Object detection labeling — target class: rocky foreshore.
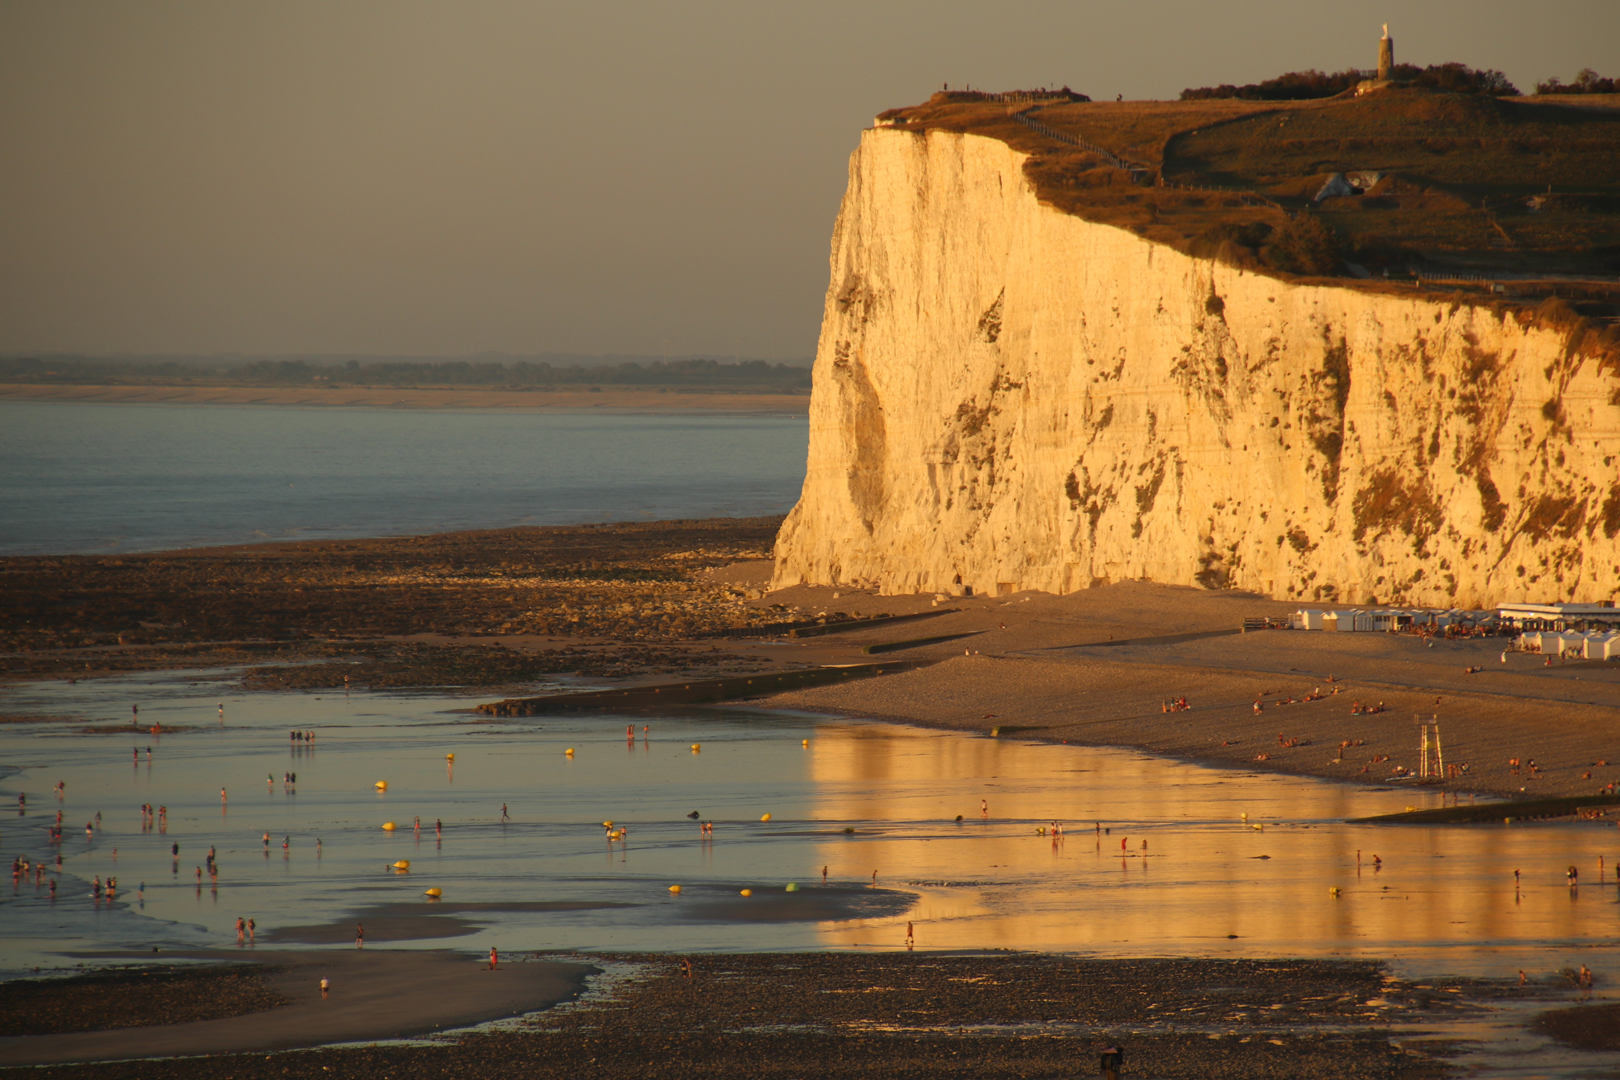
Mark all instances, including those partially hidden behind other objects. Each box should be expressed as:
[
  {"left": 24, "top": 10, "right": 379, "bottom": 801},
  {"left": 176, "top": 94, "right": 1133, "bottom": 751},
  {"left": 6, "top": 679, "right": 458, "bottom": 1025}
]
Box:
[
  {"left": 11, "top": 951, "right": 1566, "bottom": 1077},
  {"left": 0, "top": 517, "right": 809, "bottom": 689}
]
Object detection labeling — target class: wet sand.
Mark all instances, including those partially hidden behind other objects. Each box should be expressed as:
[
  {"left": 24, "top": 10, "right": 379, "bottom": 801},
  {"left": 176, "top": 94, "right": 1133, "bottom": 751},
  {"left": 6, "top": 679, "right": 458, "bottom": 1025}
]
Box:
[
  {"left": 0, "top": 964, "right": 285, "bottom": 1037},
  {"left": 672, "top": 884, "right": 915, "bottom": 924},
  {"left": 0, "top": 950, "right": 592, "bottom": 1066},
  {"left": 265, "top": 902, "right": 638, "bottom": 944},
  {"left": 259, "top": 889, "right": 913, "bottom": 944},
  {"left": 0, "top": 382, "right": 808, "bottom": 414}
]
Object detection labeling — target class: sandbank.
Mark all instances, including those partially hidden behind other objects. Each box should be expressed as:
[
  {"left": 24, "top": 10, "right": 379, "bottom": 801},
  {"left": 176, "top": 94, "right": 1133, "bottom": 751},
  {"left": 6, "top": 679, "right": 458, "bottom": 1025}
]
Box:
[{"left": 0, "top": 949, "right": 591, "bottom": 1066}]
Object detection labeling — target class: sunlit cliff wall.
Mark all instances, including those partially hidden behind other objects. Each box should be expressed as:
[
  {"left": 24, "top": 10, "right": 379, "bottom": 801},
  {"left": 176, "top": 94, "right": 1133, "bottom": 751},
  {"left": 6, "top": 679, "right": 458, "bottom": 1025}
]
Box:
[{"left": 772, "top": 127, "right": 1620, "bottom": 607}]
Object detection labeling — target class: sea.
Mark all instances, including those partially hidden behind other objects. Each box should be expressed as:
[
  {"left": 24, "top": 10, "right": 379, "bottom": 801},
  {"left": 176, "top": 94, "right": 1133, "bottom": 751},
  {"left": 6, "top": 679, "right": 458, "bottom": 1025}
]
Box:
[{"left": 0, "top": 399, "right": 809, "bottom": 555}]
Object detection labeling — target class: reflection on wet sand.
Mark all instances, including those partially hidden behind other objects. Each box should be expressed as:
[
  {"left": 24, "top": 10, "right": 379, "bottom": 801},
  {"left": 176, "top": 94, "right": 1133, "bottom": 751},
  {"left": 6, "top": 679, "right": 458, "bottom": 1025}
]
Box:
[
  {"left": 803, "top": 724, "right": 1617, "bottom": 973},
  {"left": 0, "top": 671, "right": 1613, "bottom": 982}
]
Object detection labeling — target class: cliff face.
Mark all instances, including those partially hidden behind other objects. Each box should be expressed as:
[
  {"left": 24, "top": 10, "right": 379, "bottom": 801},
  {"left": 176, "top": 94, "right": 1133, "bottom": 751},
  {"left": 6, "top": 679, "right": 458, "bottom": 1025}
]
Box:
[{"left": 773, "top": 127, "right": 1620, "bottom": 607}]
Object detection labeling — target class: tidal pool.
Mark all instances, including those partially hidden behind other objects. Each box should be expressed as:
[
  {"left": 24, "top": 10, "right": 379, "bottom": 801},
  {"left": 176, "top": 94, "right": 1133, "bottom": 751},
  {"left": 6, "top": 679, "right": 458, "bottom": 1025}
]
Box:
[{"left": 2, "top": 668, "right": 1616, "bottom": 982}]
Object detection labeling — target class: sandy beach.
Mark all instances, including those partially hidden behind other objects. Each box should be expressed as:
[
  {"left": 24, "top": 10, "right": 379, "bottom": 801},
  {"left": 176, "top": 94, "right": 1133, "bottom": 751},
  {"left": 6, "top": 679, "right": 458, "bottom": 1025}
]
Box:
[
  {"left": 0, "top": 382, "right": 809, "bottom": 413},
  {"left": 738, "top": 574, "right": 1620, "bottom": 802},
  {"left": 0, "top": 950, "right": 592, "bottom": 1066}
]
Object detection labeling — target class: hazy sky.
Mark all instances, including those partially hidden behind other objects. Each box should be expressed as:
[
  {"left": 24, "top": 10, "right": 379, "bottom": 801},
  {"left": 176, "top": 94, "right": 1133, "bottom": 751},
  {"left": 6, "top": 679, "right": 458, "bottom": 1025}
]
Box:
[{"left": 2, "top": 1, "right": 1614, "bottom": 360}]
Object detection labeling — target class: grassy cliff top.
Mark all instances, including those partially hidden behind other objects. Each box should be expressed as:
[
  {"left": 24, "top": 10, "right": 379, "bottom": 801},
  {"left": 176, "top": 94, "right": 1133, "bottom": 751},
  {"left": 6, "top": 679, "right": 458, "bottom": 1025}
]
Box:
[{"left": 877, "top": 88, "right": 1620, "bottom": 308}]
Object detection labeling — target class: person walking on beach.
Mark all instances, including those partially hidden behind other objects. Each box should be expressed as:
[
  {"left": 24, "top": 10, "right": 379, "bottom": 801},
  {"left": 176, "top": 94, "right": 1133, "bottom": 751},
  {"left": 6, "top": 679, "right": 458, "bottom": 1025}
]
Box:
[
  {"left": 236, "top": 917, "right": 245, "bottom": 942},
  {"left": 822, "top": 865, "right": 828, "bottom": 884},
  {"left": 906, "top": 921, "right": 914, "bottom": 946},
  {"left": 355, "top": 923, "right": 364, "bottom": 948},
  {"left": 247, "top": 918, "right": 255, "bottom": 943},
  {"left": 489, "top": 947, "right": 499, "bottom": 970},
  {"left": 981, "top": 799, "right": 988, "bottom": 819},
  {"left": 501, "top": 804, "right": 509, "bottom": 823},
  {"left": 436, "top": 819, "right": 442, "bottom": 838}
]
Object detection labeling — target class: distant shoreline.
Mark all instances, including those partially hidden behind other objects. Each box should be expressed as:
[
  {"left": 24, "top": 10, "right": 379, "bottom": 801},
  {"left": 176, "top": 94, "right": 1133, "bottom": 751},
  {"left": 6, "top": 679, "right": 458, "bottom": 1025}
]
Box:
[{"left": 0, "top": 382, "right": 810, "bottom": 414}]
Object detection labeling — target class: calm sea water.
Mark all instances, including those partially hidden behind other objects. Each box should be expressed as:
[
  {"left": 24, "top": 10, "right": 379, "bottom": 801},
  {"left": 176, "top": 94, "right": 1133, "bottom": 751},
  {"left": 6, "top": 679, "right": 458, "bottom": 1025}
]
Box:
[{"left": 0, "top": 400, "right": 808, "bottom": 555}]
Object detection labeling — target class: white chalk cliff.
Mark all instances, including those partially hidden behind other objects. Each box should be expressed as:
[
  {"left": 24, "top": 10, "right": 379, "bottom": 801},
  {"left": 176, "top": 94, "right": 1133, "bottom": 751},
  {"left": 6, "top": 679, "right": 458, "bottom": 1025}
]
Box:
[{"left": 773, "top": 126, "right": 1620, "bottom": 607}]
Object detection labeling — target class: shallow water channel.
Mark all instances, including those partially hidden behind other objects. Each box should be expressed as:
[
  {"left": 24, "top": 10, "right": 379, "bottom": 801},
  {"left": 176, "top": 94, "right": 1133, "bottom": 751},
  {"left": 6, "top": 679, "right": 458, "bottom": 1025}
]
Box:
[{"left": 2, "top": 668, "right": 1617, "bottom": 987}]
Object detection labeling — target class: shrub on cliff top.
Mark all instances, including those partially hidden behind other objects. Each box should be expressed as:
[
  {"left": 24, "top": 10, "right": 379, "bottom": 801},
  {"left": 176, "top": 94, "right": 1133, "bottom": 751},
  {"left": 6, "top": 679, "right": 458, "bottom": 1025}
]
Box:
[
  {"left": 1536, "top": 69, "right": 1619, "bottom": 95},
  {"left": 1181, "top": 68, "right": 1362, "bottom": 101},
  {"left": 1260, "top": 214, "right": 1342, "bottom": 276},
  {"left": 1181, "top": 62, "right": 1518, "bottom": 100}
]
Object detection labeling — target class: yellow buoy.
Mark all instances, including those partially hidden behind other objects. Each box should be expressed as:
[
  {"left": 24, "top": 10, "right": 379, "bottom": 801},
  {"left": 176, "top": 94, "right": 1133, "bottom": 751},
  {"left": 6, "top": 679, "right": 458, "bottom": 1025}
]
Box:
[
  {"left": 802, "top": 739, "right": 809, "bottom": 747},
  {"left": 565, "top": 748, "right": 575, "bottom": 756},
  {"left": 608, "top": 830, "right": 622, "bottom": 841},
  {"left": 739, "top": 888, "right": 753, "bottom": 897},
  {"left": 668, "top": 885, "right": 682, "bottom": 894},
  {"left": 393, "top": 860, "right": 410, "bottom": 870},
  {"left": 424, "top": 887, "right": 442, "bottom": 897},
  {"left": 1329, "top": 887, "right": 1341, "bottom": 897},
  {"left": 382, "top": 822, "right": 397, "bottom": 831},
  {"left": 785, "top": 882, "right": 799, "bottom": 892},
  {"left": 603, "top": 821, "right": 614, "bottom": 828},
  {"left": 375, "top": 781, "right": 388, "bottom": 790},
  {"left": 760, "top": 813, "right": 772, "bottom": 822},
  {"left": 691, "top": 743, "right": 701, "bottom": 752},
  {"left": 446, "top": 753, "right": 454, "bottom": 761}
]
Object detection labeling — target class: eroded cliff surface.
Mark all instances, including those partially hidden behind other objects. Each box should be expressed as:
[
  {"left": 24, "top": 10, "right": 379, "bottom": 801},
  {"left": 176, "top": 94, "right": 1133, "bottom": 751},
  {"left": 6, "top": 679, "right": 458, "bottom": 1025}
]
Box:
[{"left": 773, "top": 128, "right": 1620, "bottom": 607}]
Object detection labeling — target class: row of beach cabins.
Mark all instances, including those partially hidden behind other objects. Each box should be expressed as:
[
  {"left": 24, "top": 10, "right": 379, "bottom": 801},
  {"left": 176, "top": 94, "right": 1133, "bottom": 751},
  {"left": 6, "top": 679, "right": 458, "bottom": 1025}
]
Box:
[
  {"left": 1515, "top": 630, "right": 1620, "bottom": 660},
  {"left": 1289, "top": 608, "right": 1497, "bottom": 633},
  {"left": 1285, "top": 601, "right": 1620, "bottom": 658}
]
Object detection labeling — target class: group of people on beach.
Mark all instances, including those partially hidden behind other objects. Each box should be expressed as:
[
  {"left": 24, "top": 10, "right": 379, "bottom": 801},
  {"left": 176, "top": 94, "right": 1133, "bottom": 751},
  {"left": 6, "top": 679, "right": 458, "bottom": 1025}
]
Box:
[
  {"left": 1161, "top": 697, "right": 1190, "bottom": 713},
  {"left": 139, "top": 803, "right": 167, "bottom": 830},
  {"left": 11, "top": 856, "right": 56, "bottom": 896},
  {"left": 235, "top": 916, "right": 256, "bottom": 943}
]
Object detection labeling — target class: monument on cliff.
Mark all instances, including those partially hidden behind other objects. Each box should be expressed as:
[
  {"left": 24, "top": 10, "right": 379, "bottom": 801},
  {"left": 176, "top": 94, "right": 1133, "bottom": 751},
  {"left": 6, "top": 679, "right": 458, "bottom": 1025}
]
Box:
[{"left": 1378, "top": 24, "right": 1393, "bottom": 81}]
